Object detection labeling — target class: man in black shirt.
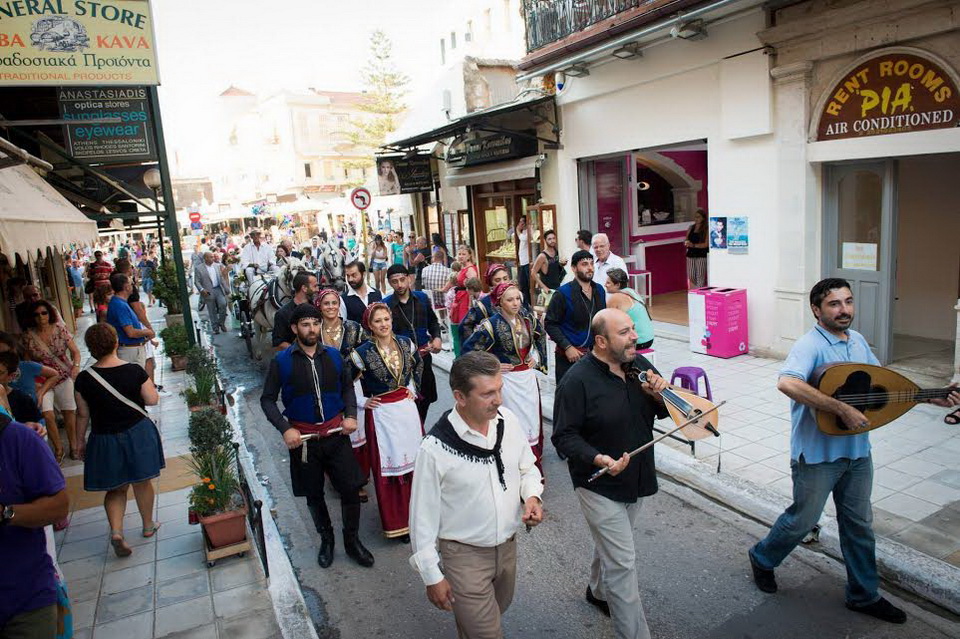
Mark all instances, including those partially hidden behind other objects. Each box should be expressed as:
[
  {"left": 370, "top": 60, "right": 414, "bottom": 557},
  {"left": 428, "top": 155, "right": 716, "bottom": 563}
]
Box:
[
  {"left": 552, "top": 308, "right": 668, "bottom": 639},
  {"left": 271, "top": 271, "right": 318, "bottom": 351}
]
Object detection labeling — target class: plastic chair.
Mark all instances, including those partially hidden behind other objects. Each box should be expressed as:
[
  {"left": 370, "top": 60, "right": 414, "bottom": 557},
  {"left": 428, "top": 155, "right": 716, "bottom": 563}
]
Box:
[
  {"left": 670, "top": 366, "right": 712, "bottom": 401},
  {"left": 638, "top": 347, "right": 656, "bottom": 368}
]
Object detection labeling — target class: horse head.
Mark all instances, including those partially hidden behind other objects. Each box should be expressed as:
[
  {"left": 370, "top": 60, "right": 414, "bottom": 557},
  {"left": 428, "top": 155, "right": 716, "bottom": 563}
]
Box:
[{"left": 319, "top": 242, "right": 346, "bottom": 292}]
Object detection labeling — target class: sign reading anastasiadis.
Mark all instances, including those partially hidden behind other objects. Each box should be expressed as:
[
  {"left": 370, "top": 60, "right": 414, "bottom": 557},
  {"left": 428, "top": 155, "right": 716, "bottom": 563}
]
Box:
[
  {"left": 816, "top": 49, "right": 960, "bottom": 141},
  {"left": 0, "top": 0, "right": 158, "bottom": 86},
  {"left": 58, "top": 85, "right": 154, "bottom": 162}
]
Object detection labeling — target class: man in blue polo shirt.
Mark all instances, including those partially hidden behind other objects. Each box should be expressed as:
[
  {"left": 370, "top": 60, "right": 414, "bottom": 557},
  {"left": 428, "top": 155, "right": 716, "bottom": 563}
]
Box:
[
  {"left": 106, "top": 273, "right": 154, "bottom": 370},
  {"left": 747, "top": 278, "right": 960, "bottom": 624}
]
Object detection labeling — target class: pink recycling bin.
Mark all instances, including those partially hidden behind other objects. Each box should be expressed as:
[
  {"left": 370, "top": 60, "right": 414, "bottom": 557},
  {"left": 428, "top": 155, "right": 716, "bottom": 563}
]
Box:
[{"left": 687, "top": 287, "right": 748, "bottom": 358}]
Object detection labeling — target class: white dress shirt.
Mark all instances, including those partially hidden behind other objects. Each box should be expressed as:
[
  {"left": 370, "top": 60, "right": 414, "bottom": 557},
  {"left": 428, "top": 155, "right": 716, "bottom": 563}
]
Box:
[
  {"left": 205, "top": 263, "right": 221, "bottom": 288},
  {"left": 338, "top": 285, "right": 379, "bottom": 320},
  {"left": 513, "top": 228, "right": 530, "bottom": 266},
  {"left": 592, "top": 251, "right": 627, "bottom": 285},
  {"left": 240, "top": 242, "right": 276, "bottom": 271},
  {"left": 409, "top": 406, "right": 544, "bottom": 586}
]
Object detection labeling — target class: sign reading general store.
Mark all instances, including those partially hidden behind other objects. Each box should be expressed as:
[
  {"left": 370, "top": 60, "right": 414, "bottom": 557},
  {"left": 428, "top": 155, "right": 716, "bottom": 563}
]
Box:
[
  {"left": 816, "top": 49, "right": 960, "bottom": 141},
  {"left": 0, "top": 0, "right": 159, "bottom": 86}
]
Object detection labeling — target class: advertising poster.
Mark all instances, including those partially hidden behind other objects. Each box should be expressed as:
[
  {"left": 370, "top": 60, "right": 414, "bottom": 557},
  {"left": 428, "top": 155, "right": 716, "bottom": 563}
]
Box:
[
  {"left": 709, "top": 216, "right": 727, "bottom": 250},
  {"left": 377, "top": 155, "right": 433, "bottom": 195},
  {"left": 0, "top": 1, "right": 160, "bottom": 86},
  {"left": 58, "top": 86, "right": 155, "bottom": 162},
  {"left": 727, "top": 216, "right": 748, "bottom": 254}
]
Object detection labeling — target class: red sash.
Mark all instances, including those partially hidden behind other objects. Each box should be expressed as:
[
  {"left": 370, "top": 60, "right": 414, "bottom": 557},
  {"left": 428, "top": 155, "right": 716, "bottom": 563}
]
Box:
[
  {"left": 290, "top": 414, "right": 344, "bottom": 436},
  {"left": 375, "top": 387, "right": 410, "bottom": 405},
  {"left": 510, "top": 364, "right": 530, "bottom": 372}
]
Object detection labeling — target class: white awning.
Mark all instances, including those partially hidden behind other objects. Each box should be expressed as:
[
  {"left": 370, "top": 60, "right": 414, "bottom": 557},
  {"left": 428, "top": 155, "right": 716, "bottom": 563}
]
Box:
[
  {"left": 444, "top": 156, "right": 538, "bottom": 188},
  {"left": 0, "top": 162, "right": 99, "bottom": 259}
]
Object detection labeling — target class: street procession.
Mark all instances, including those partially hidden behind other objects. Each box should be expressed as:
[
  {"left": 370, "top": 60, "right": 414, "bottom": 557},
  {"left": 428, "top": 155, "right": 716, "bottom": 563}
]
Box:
[{"left": 3, "top": 1, "right": 960, "bottom": 639}]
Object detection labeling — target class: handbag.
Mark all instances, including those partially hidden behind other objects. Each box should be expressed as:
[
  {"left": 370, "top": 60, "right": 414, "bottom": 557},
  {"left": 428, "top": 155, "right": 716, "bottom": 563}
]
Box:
[{"left": 84, "top": 367, "right": 151, "bottom": 421}]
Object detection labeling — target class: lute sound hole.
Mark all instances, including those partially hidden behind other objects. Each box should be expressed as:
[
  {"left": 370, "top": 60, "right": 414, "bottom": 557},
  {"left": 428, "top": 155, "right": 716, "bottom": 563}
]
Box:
[{"left": 831, "top": 370, "right": 888, "bottom": 431}]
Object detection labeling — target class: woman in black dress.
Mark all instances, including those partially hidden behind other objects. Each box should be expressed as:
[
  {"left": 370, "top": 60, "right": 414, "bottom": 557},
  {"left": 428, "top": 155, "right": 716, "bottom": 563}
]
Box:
[{"left": 685, "top": 208, "right": 709, "bottom": 288}]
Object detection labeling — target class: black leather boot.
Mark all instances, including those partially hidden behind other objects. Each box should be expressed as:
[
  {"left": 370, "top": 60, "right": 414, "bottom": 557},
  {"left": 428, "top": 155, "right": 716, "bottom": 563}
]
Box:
[
  {"left": 317, "top": 527, "right": 335, "bottom": 568},
  {"left": 342, "top": 503, "right": 374, "bottom": 567}
]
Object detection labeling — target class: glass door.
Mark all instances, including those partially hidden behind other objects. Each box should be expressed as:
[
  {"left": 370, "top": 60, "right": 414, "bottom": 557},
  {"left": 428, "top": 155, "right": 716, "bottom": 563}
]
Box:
[{"left": 823, "top": 161, "right": 898, "bottom": 363}]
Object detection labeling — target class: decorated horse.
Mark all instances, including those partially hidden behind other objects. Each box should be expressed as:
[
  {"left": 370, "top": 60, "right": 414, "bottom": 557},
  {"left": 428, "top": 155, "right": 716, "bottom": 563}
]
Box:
[
  {"left": 316, "top": 238, "right": 353, "bottom": 292},
  {"left": 245, "top": 256, "right": 309, "bottom": 359}
]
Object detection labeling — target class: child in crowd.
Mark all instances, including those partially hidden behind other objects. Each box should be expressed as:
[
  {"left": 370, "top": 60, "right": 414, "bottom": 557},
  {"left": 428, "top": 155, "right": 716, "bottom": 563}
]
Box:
[
  {"left": 93, "top": 286, "right": 112, "bottom": 323},
  {"left": 443, "top": 273, "right": 459, "bottom": 318}
]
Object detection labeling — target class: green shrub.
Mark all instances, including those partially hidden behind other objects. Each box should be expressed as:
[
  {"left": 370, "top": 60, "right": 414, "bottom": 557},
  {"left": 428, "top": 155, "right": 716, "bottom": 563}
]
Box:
[
  {"left": 186, "top": 346, "right": 218, "bottom": 377},
  {"left": 159, "top": 323, "right": 190, "bottom": 357},
  {"left": 153, "top": 259, "right": 183, "bottom": 314},
  {"left": 188, "top": 445, "right": 241, "bottom": 516},
  {"left": 188, "top": 407, "right": 232, "bottom": 454},
  {"left": 182, "top": 368, "right": 216, "bottom": 408}
]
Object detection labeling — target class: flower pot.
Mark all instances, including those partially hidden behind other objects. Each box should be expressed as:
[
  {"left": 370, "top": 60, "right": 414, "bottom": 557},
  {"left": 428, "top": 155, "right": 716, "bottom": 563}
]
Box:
[
  {"left": 170, "top": 354, "right": 189, "bottom": 371},
  {"left": 189, "top": 402, "right": 218, "bottom": 413},
  {"left": 199, "top": 506, "right": 248, "bottom": 549},
  {"left": 165, "top": 313, "right": 185, "bottom": 327}
]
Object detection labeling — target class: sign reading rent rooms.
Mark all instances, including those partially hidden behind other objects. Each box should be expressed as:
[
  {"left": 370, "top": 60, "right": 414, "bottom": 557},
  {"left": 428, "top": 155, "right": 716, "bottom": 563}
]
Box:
[
  {"left": 816, "top": 50, "right": 960, "bottom": 141},
  {"left": 0, "top": 0, "right": 158, "bottom": 86}
]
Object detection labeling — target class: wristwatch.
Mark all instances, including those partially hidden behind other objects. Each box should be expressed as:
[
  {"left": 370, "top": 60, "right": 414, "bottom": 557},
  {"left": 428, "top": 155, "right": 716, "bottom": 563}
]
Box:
[{"left": 0, "top": 504, "right": 14, "bottom": 526}]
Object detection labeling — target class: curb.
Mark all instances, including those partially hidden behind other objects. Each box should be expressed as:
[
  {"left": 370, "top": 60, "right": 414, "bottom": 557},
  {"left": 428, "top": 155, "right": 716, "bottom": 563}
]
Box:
[{"left": 431, "top": 347, "right": 960, "bottom": 615}]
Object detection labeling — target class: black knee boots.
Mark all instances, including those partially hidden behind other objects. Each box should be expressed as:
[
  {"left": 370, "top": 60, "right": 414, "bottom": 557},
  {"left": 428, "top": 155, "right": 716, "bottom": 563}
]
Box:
[
  {"left": 342, "top": 504, "right": 374, "bottom": 567},
  {"left": 308, "top": 501, "right": 335, "bottom": 569}
]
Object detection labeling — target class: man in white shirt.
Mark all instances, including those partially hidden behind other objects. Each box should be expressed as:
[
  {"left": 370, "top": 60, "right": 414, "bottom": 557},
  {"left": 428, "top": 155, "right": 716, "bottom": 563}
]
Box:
[
  {"left": 240, "top": 228, "right": 276, "bottom": 283},
  {"left": 194, "top": 252, "right": 228, "bottom": 333},
  {"left": 591, "top": 233, "right": 627, "bottom": 286},
  {"left": 410, "top": 351, "right": 544, "bottom": 639},
  {"left": 511, "top": 217, "right": 530, "bottom": 304}
]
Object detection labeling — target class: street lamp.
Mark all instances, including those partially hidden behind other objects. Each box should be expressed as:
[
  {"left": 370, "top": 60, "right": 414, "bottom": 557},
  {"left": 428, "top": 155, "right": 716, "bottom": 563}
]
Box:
[{"left": 142, "top": 167, "right": 165, "bottom": 262}]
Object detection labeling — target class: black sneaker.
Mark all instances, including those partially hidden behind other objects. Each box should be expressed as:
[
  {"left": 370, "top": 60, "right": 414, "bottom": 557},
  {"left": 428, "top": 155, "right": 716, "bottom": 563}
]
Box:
[
  {"left": 585, "top": 586, "right": 610, "bottom": 617},
  {"left": 846, "top": 597, "right": 906, "bottom": 624},
  {"left": 749, "top": 550, "right": 777, "bottom": 593}
]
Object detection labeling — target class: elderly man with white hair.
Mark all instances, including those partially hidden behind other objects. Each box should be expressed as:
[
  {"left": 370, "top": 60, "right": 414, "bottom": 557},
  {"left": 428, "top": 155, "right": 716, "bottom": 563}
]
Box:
[
  {"left": 591, "top": 233, "right": 627, "bottom": 287},
  {"left": 240, "top": 228, "right": 276, "bottom": 284}
]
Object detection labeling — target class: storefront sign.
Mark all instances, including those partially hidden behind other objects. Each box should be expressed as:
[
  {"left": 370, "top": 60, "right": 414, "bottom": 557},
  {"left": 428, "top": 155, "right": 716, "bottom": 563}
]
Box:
[
  {"left": 376, "top": 155, "right": 433, "bottom": 195},
  {"left": 841, "top": 242, "right": 877, "bottom": 271},
  {"left": 727, "top": 217, "right": 748, "bottom": 254},
  {"left": 57, "top": 86, "right": 154, "bottom": 162},
  {"left": 446, "top": 132, "right": 538, "bottom": 168},
  {"left": 0, "top": 0, "right": 159, "bottom": 86},
  {"left": 816, "top": 50, "right": 960, "bottom": 141}
]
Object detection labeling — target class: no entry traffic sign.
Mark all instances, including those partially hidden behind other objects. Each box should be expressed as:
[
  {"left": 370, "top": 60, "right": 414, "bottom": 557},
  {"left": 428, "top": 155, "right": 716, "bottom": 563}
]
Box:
[
  {"left": 350, "top": 187, "right": 371, "bottom": 210},
  {"left": 189, "top": 211, "right": 202, "bottom": 223}
]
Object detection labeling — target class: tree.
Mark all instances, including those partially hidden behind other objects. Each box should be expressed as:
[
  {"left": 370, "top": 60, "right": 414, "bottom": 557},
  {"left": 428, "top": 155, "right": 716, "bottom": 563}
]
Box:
[{"left": 343, "top": 30, "right": 410, "bottom": 186}]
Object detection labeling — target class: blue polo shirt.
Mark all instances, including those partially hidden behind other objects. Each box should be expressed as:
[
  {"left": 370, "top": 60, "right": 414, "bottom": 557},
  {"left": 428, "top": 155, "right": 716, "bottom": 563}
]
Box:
[
  {"left": 106, "top": 296, "right": 144, "bottom": 346},
  {"left": 780, "top": 324, "right": 879, "bottom": 464}
]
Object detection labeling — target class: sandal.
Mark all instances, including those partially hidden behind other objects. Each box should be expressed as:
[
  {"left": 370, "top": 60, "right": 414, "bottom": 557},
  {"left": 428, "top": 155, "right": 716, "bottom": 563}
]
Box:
[
  {"left": 945, "top": 407, "right": 960, "bottom": 426},
  {"left": 54, "top": 448, "right": 65, "bottom": 464},
  {"left": 142, "top": 522, "right": 161, "bottom": 538},
  {"left": 110, "top": 533, "right": 132, "bottom": 558}
]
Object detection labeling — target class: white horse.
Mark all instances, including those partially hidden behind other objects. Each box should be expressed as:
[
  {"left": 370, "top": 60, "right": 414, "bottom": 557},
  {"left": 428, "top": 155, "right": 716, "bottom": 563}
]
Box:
[
  {"left": 317, "top": 239, "right": 352, "bottom": 292},
  {"left": 247, "top": 257, "right": 307, "bottom": 359}
]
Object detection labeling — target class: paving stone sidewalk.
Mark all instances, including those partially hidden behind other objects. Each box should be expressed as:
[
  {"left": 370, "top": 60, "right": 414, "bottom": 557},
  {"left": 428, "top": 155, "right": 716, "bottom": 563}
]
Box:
[
  {"left": 53, "top": 309, "right": 281, "bottom": 639},
  {"left": 435, "top": 322, "right": 960, "bottom": 567}
]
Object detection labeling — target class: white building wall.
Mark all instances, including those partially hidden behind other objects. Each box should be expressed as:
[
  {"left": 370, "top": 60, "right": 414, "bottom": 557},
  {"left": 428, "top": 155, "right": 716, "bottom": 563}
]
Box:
[{"left": 541, "top": 9, "right": 789, "bottom": 353}]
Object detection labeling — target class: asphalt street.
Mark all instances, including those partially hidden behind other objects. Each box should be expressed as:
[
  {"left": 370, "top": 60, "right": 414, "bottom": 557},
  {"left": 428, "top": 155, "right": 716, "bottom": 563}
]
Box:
[{"left": 207, "top": 320, "right": 960, "bottom": 639}]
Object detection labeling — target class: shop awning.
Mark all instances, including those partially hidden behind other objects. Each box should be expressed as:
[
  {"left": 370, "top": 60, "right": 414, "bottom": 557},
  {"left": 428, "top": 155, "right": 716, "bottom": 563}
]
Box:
[
  {"left": 0, "top": 161, "right": 99, "bottom": 259},
  {"left": 444, "top": 156, "right": 539, "bottom": 188},
  {"left": 384, "top": 95, "right": 558, "bottom": 151}
]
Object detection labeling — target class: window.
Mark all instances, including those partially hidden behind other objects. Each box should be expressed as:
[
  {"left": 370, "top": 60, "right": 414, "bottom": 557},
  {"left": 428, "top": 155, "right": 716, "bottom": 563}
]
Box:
[
  {"left": 450, "top": 31, "right": 457, "bottom": 50},
  {"left": 440, "top": 38, "right": 446, "bottom": 65},
  {"left": 304, "top": 162, "right": 312, "bottom": 178},
  {"left": 465, "top": 20, "right": 473, "bottom": 42}
]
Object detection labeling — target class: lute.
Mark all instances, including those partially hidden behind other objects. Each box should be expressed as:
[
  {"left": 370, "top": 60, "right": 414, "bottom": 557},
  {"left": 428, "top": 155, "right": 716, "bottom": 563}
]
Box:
[{"left": 812, "top": 363, "right": 955, "bottom": 436}]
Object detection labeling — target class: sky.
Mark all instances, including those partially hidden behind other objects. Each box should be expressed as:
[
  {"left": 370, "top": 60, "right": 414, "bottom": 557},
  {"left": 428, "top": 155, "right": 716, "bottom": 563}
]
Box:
[{"left": 152, "top": 0, "right": 444, "bottom": 177}]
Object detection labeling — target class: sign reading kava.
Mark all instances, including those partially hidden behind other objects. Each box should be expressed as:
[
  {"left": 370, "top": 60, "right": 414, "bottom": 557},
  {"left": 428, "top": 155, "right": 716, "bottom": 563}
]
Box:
[{"left": 816, "top": 49, "right": 960, "bottom": 141}]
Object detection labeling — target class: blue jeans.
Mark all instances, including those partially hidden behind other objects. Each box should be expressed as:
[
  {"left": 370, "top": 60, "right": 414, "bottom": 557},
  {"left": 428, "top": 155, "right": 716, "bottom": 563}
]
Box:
[{"left": 750, "top": 455, "right": 879, "bottom": 606}]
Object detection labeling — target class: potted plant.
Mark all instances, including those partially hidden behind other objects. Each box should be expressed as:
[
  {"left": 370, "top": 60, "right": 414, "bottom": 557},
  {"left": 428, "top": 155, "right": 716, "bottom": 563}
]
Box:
[
  {"left": 187, "top": 406, "right": 232, "bottom": 452},
  {"left": 160, "top": 324, "right": 190, "bottom": 371},
  {"left": 153, "top": 259, "right": 184, "bottom": 324},
  {"left": 71, "top": 294, "right": 84, "bottom": 319},
  {"left": 188, "top": 445, "right": 247, "bottom": 548},
  {"left": 186, "top": 346, "right": 218, "bottom": 377},
  {"left": 183, "top": 368, "right": 217, "bottom": 411}
]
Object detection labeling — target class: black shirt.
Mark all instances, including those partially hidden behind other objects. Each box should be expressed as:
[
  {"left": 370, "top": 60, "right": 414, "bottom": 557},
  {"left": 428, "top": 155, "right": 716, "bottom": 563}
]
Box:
[
  {"left": 7, "top": 388, "right": 41, "bottom": 423},
  {"left": 552, "top": 353, "right": 668, "bottom": 503},
  {"left": 272, "top": 300, "right": 297, "bottom": 348},
  {"left": 537, "top": 250, "right": 566, "bottom": 290},
  {"left": 75, "top": 364, "right": 149, "bottom": 434},
  {"left": 260, "top": 343, "right": 358, "bottom": 434},
  {"left": 387, "top": 292, "right": 441, "bottom": 345},
  {"left": 686, "top": 225, "right": 708, "bottom": 258}
]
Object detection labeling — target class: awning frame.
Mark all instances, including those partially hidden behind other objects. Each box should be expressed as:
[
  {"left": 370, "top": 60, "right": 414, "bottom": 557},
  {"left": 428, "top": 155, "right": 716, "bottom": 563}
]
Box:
[{"left": 382, "top": 94, "right": 560, "bottom": 152}]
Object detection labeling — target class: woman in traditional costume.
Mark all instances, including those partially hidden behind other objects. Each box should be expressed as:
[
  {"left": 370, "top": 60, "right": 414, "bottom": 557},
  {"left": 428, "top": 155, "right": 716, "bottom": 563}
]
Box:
[
  {"left": 315, "top": 288, "right": 370, "bottom": 500},
  {"left": 350, "top": 302, "right": 423, "bottom": 540},
  {"left": 462, "top": 281, "right": 548, "bottom": 472}
]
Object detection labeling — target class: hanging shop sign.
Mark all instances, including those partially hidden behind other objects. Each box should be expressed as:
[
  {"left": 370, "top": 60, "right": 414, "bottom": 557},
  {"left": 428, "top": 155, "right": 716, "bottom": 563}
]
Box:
[
  {"left": 0, "top": 0, "right": 159, "bottom": 87},
  {"left": 376, "top": 155, "right": 434, "bottom": 195},
  {"left": 816, "top": 49, "right": 960, "bottom": 141},
  {"left": 445, "top": 132, "right": 538, "bottom": 168},
  {"left": 57, "top": 86, "right": 154, "bottom": 162}
]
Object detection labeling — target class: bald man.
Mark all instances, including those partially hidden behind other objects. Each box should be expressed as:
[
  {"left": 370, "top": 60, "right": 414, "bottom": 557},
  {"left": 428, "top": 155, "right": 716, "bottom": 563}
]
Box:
[
  {"left": 194, "top": 252, "right": 228, "bottom": 333},
  {"left": 552, "top": 308, "right": 668, "bottom": 639}
]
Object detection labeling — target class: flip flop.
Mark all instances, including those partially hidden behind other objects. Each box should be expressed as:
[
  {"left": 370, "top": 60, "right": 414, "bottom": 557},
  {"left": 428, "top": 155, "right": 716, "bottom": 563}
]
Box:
[
  {"left": 110, "top": 533, "right": 132, "bottom": 557},
  {"left": 142, "top": 522, "right": 161, "bottom": 538},
  {"left": 945, "top": 408, "right": 960, "bottom": 425}
]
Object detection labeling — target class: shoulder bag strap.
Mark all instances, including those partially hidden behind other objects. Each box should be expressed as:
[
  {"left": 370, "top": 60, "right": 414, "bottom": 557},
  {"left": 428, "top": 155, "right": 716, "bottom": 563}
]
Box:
[
  {"left": 28, "top": 329, "right": 74, "bottom": 374},
  {"left": 84, "top": 368, "right": 150, "bottom": 419}
]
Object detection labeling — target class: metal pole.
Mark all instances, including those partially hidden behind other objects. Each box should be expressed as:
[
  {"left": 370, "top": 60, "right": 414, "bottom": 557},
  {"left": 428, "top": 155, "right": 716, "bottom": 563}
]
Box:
[
  {"left": 153, "top": 188, "right": 165, "bottom": 262},
  {"left": 147, "top": 86, "right": 195, "bottom": 344}
]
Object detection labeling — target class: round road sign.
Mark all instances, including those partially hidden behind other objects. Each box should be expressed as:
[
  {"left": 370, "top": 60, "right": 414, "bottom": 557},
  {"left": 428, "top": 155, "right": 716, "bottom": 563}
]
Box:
[
  {"left": 189, "top": 212, "right": 202, "bottom": 223},
  {"left": 350, "top": 187, "right": 372, "bottom": 210}
]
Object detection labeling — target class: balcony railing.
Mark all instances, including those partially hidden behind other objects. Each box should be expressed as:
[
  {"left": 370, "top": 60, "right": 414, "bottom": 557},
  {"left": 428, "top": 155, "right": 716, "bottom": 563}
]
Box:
[{"left": 523, "top": 0, "right": 655, "bottom": 53}]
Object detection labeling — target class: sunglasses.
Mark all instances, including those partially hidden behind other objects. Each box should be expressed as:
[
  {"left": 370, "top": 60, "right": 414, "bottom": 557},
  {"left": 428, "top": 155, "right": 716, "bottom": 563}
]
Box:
[{"left": 34, "top": 310, "right": 49, "bottom": 317}]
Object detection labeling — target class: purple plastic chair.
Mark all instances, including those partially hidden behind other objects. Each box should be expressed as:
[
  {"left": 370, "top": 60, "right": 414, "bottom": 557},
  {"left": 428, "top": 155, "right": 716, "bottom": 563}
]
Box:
[{"left": 670, "top": 366, "right": 713, "bottom": 401}]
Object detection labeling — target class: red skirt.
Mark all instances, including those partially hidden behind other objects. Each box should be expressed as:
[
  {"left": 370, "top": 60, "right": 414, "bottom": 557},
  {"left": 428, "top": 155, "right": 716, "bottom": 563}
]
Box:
[
  {"left": 364, "top": 388, "right": 422, "bottom": 538},
  {"left": 353, "top": 445, "right": 370, "bottom": 481}
]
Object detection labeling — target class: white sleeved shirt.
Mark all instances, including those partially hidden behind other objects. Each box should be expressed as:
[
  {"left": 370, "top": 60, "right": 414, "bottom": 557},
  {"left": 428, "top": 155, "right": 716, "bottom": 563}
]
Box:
[
  {"left": 409, "top": 406, "right": 543, "bottom": 586},
  {"left": 240, "top": 242, "right": 276, "bottom": 271},
  {"left": 592, "top": 252, "right": 627, "bottom": 285}
]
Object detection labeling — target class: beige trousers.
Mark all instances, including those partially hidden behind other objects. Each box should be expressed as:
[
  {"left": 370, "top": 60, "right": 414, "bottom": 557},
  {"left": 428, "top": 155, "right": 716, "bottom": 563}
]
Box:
[{"left": 438, "top": 537, "right": 517, "bottom": 639}]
